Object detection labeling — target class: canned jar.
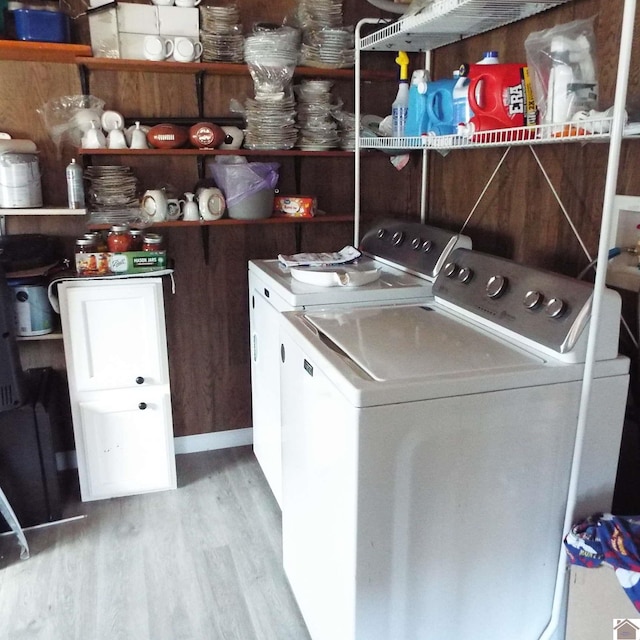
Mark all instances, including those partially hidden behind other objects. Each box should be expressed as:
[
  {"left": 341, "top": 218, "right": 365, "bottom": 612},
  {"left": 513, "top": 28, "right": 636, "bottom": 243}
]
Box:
[
  {"left": 107, "top": 224, "right": 132, "bottom": 252},
  {"left": 84, "top": 231, "right": 108, "bottom": 252},
  {"left": 129, "top": 229, "right": 144, "bottom": 251},
  {"left": 142, "top": 233, "right": 164, "bottom": 252},
  {"left": 75, "top": 237, "right": 95, "bottom": 254}
]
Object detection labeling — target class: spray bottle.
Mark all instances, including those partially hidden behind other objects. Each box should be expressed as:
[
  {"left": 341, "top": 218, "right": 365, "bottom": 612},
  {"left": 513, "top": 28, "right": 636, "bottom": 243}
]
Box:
[{"left": 392, "top": 51, "right": 410, "bottom": 138}]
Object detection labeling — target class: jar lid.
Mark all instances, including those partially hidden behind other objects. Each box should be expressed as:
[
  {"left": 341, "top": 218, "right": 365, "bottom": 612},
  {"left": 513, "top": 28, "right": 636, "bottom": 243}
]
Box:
[
  {"left": 109, "top": 224, "right": 129, "bottom": 233},
  {"left": 76, "top": 238, "right": 95, "bottom": 246},
  {"left": 143, "top": 233, "right": 163, "bottom": 244},
  {"left": 129, "top": 229, "right": 144, "bottom": 236}
]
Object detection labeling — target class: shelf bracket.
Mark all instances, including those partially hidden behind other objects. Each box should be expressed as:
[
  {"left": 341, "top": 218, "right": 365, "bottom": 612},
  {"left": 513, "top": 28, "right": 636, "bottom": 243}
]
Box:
[
  {"left": 195, "top": 70, "right": 205, "bottom": 118},
  {"left": 200, "top": 225, "right": 210, "bottom": 265},
  {"left": 294, "top": 156, "right": 302, "bottom": 194},
  {"left": 78, "top": 64, "right": 90, "bottom": 96},
  {"left": 197, "top": 155, "right": 206, "bottom": 180}
]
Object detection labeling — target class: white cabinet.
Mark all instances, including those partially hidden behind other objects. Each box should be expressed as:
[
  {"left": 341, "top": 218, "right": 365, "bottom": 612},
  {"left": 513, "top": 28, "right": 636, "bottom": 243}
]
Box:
[{"left": 59, "top": 277, "right": 176, "bottom": 502}]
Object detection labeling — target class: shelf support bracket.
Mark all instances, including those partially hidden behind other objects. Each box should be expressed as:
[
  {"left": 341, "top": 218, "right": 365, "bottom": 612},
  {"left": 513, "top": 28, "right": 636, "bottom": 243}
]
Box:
[
  {"left": 195, "top": 71, "right": 205, "bottom": 118},
  {"left": 78, "top": 64, "right": 90, "bottom": 96},
  {"left": 200, "top": 225, "right": 210, "bottom": 265}
]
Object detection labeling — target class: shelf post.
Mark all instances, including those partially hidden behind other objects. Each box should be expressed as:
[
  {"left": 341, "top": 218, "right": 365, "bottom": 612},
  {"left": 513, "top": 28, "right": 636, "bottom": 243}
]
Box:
[
  {"left": 78, "top": 64, "right": 90, "bottom": 96},
  {"left": 200, "top": 225, "right": 210, "bottom": 265},
  {"left": 195, "top": 70, "right": 205, "bottom": 118}
]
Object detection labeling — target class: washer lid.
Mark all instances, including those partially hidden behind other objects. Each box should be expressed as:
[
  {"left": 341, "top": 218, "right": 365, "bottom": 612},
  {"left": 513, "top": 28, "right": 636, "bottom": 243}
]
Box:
[
  {"left": 305, "top": 305, "right": 544, "bottom": 382},
  {"left": 290, "top": 264, "right": 381, "bottom": 287}
]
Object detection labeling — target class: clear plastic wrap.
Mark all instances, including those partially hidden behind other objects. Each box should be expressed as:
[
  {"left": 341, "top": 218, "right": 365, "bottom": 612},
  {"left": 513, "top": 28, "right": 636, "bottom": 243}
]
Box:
[
  {"left": 525, "top": 18, "right": 599, "bottom": 127},
  {"left": 36, "top": 95, "right": 106, "bottom": 156}
]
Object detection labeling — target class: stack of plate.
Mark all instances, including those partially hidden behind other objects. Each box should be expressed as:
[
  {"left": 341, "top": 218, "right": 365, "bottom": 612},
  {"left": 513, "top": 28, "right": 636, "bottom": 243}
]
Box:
[
  {"left": 300, "top": 26, "right": 355, "bottom": 69},
  {"left": 297, "top": 0, "right": 344, "bottom": 30},
  {"left": 200, "top": 2, "right": 244, "bottom": 63},
  {"left": 243, "top": 93, "right": 298, "bottom": 150},
  {"left": 244, "top": 29, "right": 300, "bottom": 93},
  {"left": 85, "top": 165, "right": 140, "bottom": 223},
  {"left": 295, "top": 80, "right": 339, "bottom": 150}
]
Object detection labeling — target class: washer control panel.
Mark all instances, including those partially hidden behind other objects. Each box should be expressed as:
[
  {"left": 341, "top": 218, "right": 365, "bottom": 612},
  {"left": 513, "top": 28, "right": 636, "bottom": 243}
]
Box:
[
  {"left": 433, "top": 248, "right": 614, "bottom": 355},
  {"left": 360, "top": 219, "right": 472, "bottom": 280}
]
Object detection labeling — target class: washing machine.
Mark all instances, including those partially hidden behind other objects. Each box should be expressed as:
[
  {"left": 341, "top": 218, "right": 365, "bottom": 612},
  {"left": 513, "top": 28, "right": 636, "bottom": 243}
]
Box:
[
  {"left": 248, "top": 219, "right": 471, "bottom": 506},
  {"left": 279, "top": 248, "right": 630, "bottom": 640}
]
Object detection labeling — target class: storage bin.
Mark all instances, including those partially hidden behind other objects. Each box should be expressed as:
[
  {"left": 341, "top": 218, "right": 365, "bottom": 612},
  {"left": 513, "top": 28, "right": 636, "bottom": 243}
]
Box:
[{"left": 13, "top": 8, "right": 70, "bottom": 43}]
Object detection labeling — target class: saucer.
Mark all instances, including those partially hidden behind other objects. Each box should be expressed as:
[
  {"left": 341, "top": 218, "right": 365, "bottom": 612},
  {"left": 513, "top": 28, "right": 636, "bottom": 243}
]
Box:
[{"left": 101, "top": 110, "right": 125, "bottom": 132}]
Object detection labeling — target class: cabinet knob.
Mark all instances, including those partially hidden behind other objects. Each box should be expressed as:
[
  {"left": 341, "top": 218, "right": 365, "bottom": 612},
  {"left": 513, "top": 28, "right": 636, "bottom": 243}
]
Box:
[
  {"left": 136, "top": 376, "right": 145, "bottom": 385},
  {"left": 138, "top": 402, "right": 147, "bottom": 410}
]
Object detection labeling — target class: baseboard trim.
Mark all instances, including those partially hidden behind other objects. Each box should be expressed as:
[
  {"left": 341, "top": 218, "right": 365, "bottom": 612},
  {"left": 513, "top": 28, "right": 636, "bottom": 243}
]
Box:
[{"left": 55, "top": 428, "right": 254, "bottom": 471}]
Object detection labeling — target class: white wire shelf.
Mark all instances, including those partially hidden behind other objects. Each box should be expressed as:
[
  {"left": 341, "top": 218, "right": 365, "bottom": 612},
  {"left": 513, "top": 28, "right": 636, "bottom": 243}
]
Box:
[
  {"left": 356, "top": 117, "right": 638, "bottom": 151},
  {"left": 359, "top": 0, "right": 572, "bottom": 51}
]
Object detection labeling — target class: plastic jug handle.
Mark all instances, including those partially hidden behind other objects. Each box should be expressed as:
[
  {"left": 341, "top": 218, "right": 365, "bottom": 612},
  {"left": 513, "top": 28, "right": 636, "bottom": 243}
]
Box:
[
  {"left": 426, "top": 88, "right": 453, "bottom": 125},
  {"left": 468, "top": 75, "right": 485, "bottom": 114}
]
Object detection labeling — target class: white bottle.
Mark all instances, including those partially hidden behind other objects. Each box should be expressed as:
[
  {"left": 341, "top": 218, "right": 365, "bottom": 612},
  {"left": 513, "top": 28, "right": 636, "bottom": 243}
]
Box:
[
  {"left": 392, "top": 79, "right": 410, "bottom": 138},
  {"left": 66, "top": 158, "right": 84, "bottom": 209}
]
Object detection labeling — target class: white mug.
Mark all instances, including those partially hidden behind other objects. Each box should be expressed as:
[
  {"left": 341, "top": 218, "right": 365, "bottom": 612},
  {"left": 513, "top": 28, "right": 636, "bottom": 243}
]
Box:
[
  {"left": 141, "top": 189, "right": 168, "bottom": 222},
  {"left": 144, "top": 35, "right": 175, "bottom": 61},
  {"left": 173, "top": 37, "right": 203, "bottom": 63},
  {"left": 175, "top": 0, "right": 201, "bottom": 5},
  {"left": 166, "top": 198, "right": 181, "bottom": 220},
  {"left": 197, "top": 187, "right": 225, "bottom": 221}
]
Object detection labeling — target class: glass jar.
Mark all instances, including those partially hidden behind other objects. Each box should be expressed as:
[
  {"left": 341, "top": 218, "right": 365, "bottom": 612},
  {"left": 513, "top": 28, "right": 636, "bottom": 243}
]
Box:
[
  {"left": 84, "top": 231, "right": 108, "bottom": 252},
  {"left": 75, "top": 238, "right": 97, "bottom": 275},
  {"left": 75, "top": 237, "right": 95, "bottom": 255},
  {"left": 129, "top": 229, "right": 144, "bottom": 251},
  {"left": 142, "top": 233, "right": 164, "bottom": 252},
  {"left": 107, "top": 224, "right": 132, "bottom": 252}
]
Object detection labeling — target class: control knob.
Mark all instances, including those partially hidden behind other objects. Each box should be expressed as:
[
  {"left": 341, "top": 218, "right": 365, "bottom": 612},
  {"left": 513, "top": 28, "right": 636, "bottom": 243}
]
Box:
[
  {"left": 392, "top": 231, "right": 405, "bottom": 246},
  {"left": 411, "top": 237, "right": 422, "bottom": 250},
  {"left": 458, "top": 266, "right": 473, "bottom": 283},
  {"left": 486, "top": 275, "right": 508, "bottom": 298},
  {"left": 545, "top": 297, "right": 567, "bottom": 318},
  {"left": 443, "top": 261, "right": 458, "bottom": 278},
  {"left": 523, "top": 290, "right": 544, "bottom": 310},
  {"left": 377, "top": 228, "right": 386, "bottom": 239},
  {"left": 421, "top": 240, "right": 433, "bottom": 253}
]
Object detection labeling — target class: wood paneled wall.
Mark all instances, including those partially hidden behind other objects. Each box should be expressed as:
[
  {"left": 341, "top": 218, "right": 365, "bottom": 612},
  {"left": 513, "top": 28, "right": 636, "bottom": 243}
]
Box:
[{"left": 2, "top": 0, "right": 636, "bottom": 441}]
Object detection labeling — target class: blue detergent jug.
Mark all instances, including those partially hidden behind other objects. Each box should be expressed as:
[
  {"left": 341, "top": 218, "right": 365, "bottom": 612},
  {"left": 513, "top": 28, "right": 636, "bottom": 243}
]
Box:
[{"left": 425, "top": 76, "right": 458, "bottom": 135}]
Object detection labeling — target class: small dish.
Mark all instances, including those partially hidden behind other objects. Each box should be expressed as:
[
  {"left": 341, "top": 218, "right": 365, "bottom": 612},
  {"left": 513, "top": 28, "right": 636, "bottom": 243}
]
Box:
[{"left": 101, "top": 110, "right": 125, "bottom": 132}]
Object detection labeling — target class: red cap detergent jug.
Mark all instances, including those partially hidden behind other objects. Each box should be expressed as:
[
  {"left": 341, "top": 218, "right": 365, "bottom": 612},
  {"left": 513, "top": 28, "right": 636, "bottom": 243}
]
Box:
[{"left": 459, "top": 62, "right": 538, "bottom": 136}]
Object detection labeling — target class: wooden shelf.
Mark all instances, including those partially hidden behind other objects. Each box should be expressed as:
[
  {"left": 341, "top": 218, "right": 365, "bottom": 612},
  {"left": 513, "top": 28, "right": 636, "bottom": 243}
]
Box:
[
  {"left": 17, "top": 331, "right": 63, "bottom": 342},
  {"left": 79, "top": 148, "right": 355, "bottom": 157},
  {"left": 75, "top": 56, "right": 394, "bottom": 82},
  {"left": 87, "top": 213, "right": 354, "bottom": 230},
  {"left": 0, "top": 207, "right": 87, "bottom": 216},
  {"left": 0, "top": 40, "right": 92, "bottom": 63}
]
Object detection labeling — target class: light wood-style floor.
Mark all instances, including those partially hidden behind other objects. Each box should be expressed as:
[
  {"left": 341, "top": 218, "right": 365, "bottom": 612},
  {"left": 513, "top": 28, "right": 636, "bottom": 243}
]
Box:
[{"left": 0, "top": 446, "right": 311, "bottom": 640}]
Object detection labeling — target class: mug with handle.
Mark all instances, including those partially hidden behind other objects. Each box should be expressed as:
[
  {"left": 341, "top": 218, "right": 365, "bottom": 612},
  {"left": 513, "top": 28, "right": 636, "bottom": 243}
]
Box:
[
  {"left": 144, "top": 35, "right": 174, "bottom": 61},
  {"left": 173, "top": 37, "right": 203, "bottom": 63}
]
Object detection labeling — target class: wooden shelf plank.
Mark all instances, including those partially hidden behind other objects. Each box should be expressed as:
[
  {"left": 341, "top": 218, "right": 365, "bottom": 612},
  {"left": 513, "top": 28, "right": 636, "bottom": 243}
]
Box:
[
  {"left": 79, "top": 148, "right": 355, "bottom": 157},
  {"left": 87, "top": 213, "right": 354, "bottom": 230},
  {"left": 0, "top": 40, "right": 92, "bottom": 63},
  {"left": 0, "top": 207, "right": 87, "bottom": 215},
  {"left": 74, "top": 56, "right": 394, "bottom": 82}
]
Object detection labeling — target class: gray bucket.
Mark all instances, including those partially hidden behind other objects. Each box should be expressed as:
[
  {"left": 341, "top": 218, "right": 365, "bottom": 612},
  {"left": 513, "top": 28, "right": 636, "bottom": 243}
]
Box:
[{"left": 227, "top": 188, "right": 274, "bottom": 220}]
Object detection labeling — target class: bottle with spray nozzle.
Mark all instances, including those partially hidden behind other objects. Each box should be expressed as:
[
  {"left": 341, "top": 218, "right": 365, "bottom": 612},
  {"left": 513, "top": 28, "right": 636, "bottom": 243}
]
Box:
[{"left": 392, "top": 51, "right": 410, "bottom": 138}]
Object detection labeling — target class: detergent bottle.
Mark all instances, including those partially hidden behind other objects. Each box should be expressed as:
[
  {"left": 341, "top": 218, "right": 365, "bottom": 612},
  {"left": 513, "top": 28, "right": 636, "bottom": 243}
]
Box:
[
  {"left": 391, "top": 51, "right": 410, "bottom": 137},
  {"left": 405, "top": 68, "right": 430, "bottom": 137},
  {"left": 425, "top": 74, "right": 458, "bottom": 136},
  {"left": 451, "top": 70, "right": 472, "bottom": 134},
  {"left": 459, "top": 60, "right": 537, "bottom": 134}
]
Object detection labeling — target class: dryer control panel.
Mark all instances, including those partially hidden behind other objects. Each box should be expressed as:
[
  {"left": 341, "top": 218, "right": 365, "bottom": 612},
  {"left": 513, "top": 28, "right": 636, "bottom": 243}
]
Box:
[{"left": 433, "top": 248, "right": 621, "bottom": 360}]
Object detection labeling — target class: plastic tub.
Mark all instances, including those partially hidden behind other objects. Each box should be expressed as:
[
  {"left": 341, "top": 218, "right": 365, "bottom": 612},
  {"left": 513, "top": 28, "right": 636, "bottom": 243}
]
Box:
[
  {"left": 228, "top": 188, "right": 274, "bottom": 220},
  {"left": 7, "top": 277, "right": 53, "bottom": 337},
  {"left": 13, "top": 9, "right": 70, "bottom": 43}
]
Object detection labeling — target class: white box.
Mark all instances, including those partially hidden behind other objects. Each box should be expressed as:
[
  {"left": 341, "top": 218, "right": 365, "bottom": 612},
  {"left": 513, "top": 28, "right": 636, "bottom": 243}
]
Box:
[
  {"left": 157, "top": 6, "right": 199, "bottom": 37},
  {"left": 118, "top": 32, "right": 147, "bottom": 60},
  {"left": 566, "top": 565, "right": 639, "bottom": 640},
  {"left": 117, "top": 3, "right": 158, "bottom": 35},
  {"left": 88, "top": 3, "right": 120, "bottom": 58}
]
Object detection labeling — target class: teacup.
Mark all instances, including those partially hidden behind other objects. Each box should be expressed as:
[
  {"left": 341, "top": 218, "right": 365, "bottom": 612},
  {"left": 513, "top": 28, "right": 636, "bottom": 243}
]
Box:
[
  {"left": 173, "top": 37, "right": 203, "bottom": 63},
  {"left": 141, "top": 189, "right": 168, "bottom": 222},
  {"left": 151, "top": 0, "right": 174, "bottom": 5},
  {"left": 144, "top": 35, "right": 174, "bottom": 61},
  {"left": 175, "top": 0, "right": 200, "bottom": 6},
  {"left": 166, "top": 198, "right": 182, "bottom": 220}
]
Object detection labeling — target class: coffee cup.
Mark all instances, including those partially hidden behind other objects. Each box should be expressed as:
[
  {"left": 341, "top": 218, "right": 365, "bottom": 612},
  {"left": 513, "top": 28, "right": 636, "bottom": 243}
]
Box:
[
  {"left": 175, "top": 0, "right": 200, "bottom": 6},
  {"left": 173, "top": 37, "right": 203, "bottom": 63},
  {"left": 144, "top": 35, "right": 174, "bottom": 61},
  {"left": 141, "top": 189, "right": 168, "bottom": 222},
  {"left": 197, "top": 187, "right": 225, "bottom": 221},
  {"left": 166, "top": 198, "right": 181, "bottom": 220}
]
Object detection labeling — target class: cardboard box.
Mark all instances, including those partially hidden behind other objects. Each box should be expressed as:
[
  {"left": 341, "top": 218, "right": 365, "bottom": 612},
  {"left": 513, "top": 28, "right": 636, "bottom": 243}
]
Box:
[
  {"left": 566, "top": 565, "right": 639, "bottom": 640},
  {"left": 75, "top": 251, "right": 167, "bottom": 276},
  {"left": 88, "top": 2, "right": 198, "bottom": 58}
]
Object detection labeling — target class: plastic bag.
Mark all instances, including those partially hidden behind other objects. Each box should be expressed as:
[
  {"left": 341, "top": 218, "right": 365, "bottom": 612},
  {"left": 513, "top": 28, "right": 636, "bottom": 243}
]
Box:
[
  {"left": 525, "top": 18, "right": 598, "bottom": 127},
  {"left": 36, "top": 95, "right": 105, "bottom": 156},
  {"left": 209, "top": 161, "right": 280, "bottom": 207}
]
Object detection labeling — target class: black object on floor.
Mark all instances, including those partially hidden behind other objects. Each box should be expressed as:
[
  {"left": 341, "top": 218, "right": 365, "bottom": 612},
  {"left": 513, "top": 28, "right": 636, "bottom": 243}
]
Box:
[{"left": 0, "top": 367, "right": 63, "bottom": 531}]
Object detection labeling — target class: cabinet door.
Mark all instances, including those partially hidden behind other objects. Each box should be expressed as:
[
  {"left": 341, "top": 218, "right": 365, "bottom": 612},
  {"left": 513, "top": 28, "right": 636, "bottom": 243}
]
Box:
[
  {"left": 78, "top": 388, "right": 176, "bottom": 500},
  {"left": 61, "top": 279, "right": 169, "bottom": 392}
]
